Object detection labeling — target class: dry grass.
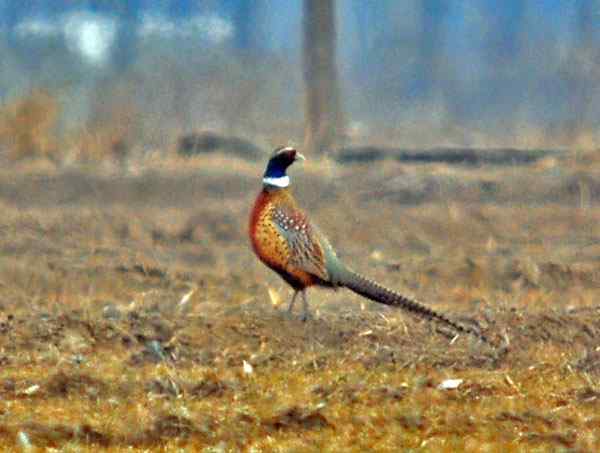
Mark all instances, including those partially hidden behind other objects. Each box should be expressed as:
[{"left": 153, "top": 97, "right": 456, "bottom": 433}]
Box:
[
  {"left": 0, "top": 91, "right": 140, "bottom": 165},
  {"left": 0, "top": 150, "right": 599, "bottom": 451},
  {"left": 0, "top": 90, "right": 60, "bottom": 161}
]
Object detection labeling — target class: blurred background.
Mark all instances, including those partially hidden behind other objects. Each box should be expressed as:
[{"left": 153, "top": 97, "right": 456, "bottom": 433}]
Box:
[
  {"left": 1, "top": 9, "right": 600, "bottom": 448},
  {"left": 1, "top": 0, "right": 600, "bottom": 162}
]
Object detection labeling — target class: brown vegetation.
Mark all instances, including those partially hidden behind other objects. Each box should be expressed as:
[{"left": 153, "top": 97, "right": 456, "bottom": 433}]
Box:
[
  {"left": 0, "top": 143, "right": 598, "bottom": 450},
  {"left": 0, "top": 90, "right": 60, "bottom": 161}
]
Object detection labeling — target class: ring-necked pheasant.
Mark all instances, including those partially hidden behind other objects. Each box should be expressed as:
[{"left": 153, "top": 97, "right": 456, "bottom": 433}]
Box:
[{"left": 250, "top": 146, "right": 489, "bottom": 344}]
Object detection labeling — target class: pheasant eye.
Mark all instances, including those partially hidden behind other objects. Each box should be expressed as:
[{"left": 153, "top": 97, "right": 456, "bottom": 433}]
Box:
[{"left": 282, "top": 150, "right": 295, "bottom": 162}]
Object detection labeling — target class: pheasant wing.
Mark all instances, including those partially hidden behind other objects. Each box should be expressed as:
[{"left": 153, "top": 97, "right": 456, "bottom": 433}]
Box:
[{"left": 271, "top": 206, "right": 330, "bottom": 281}]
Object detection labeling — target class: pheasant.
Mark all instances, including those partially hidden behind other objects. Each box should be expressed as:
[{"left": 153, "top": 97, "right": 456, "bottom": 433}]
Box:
[{"left": 249, "top": 146, "right": 490, "bottom": 344}]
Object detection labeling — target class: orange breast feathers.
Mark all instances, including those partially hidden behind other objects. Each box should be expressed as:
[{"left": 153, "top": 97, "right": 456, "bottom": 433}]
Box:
[{"left": 249, "top": 190, "right": 319, "bottom": 288}]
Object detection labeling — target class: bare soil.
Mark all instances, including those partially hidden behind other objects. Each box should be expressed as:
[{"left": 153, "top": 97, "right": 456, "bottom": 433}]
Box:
[{"left": 0, "top": 154, "right": 599, "bottom": 451}]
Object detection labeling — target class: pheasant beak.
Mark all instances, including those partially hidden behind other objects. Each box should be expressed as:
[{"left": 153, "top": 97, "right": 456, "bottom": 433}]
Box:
[{"left": 295, "top": 152, "right": 306, "bottom": 161}]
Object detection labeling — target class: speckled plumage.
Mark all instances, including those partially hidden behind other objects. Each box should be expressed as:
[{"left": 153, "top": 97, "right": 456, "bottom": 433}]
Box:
[
  {"left": 250, "top": 147, "right": 492, "bottom": 346},
  {"left": 250, "top": 186, "right": 330, "bottom": 289}
]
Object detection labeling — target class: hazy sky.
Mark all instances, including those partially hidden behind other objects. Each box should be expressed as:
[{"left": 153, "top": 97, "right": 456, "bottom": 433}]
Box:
[{"left": 2, "top": 1, "right": 600, "bottom": 148}]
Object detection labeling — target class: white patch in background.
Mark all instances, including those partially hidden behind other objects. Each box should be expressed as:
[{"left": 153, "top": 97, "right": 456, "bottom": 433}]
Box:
[
  {"left": 267, "top": 287, "right": 282, "bottom": 307},
  {"left": 190, "top": 15, "right": 234, "bottom": 43},
  {"left": 62, "top": 12, "right": 117, "bottom": 66},
  {"left": 15, "top": 17, "right": 60, "bottom": 37},
  {"left": 178, "top": 288, "right": 195, "bottom": 307},
  {"left": 14, "top": 11, "right": 232, "bottom": 66},
  {"left": 138, "top": 13, "right": 175, "bottom": 37},
  {"left": 15, "top": 12, "right": 117, "bottom": 67},
  {"left": 347, "top": 121, "right": 369, "bottom": 141},
  {"left": 242, "top": 360, "right": 253, "bottom": 375},
  {"left": 138, "top": 13, "right": 233, "bottom": 44},
  {"left": 17, "top": 431, "right": 32, "bottom": 451},
  {"left": 437, "top": 379, "right": 463, "bottom": 390}
]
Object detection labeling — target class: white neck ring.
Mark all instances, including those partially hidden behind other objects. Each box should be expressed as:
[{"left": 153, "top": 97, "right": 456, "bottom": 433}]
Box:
[{"left": 263, "top": 175, "right": 290, "bottom": 188}]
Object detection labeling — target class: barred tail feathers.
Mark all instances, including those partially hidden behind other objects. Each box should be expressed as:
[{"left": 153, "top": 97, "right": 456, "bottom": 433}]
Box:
[{"left": 338, "top": 269, "right": 489, "bottom": 344}]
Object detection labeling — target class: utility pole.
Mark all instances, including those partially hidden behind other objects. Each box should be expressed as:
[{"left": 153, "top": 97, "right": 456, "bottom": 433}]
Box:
[{"left": 303, "top": 0, "right": 344, "bottom": 155}]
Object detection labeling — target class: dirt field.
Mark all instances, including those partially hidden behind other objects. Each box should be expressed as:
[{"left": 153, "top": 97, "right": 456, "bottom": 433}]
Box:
[{"left": 0, "top": 151, "right": 599, "bottom": 451}]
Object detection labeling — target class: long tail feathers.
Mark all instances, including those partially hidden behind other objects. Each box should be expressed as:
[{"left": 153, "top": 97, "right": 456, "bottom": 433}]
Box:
[{"left": 339, "top": 269, "right": 492, "bottom": 345}]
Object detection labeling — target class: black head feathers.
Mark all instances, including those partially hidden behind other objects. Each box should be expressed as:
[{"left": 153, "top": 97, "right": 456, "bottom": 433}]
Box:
[{"left": 262, "top": 147, "right": 305, "bottom": 188}]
